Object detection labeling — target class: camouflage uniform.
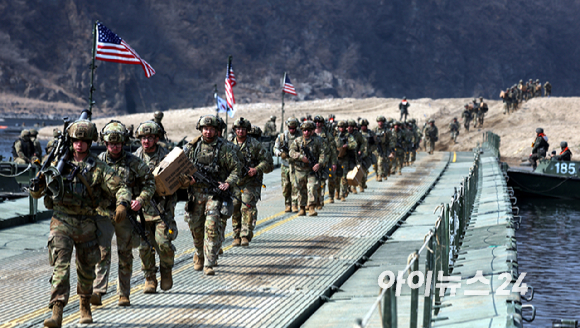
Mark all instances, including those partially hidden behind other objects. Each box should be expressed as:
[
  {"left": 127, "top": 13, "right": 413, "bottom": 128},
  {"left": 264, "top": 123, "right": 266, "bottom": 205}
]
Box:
[
  {"left": 544, "top": 81, "right": 551, "bottom": 97},
  {"left": 410, "top": 120, "right": 422, "bottom": 163},
  {"left": 359, "top": 122, "right": 375, "bottom": 189},
  {"left": 229, "top": 129, "right": 273, "bottom": 242},
  {"left": 93, "top": 145, "right": 155, "bottom": 299},
  {"left": 314, "top": 115, "right": 337, "bottom": 205},
  {"left": 30, "top": 129, "right": 43, "bottom": 159},
  {"left": 44, "top": 129, "right": 61, "bottom": 164},
  {"left": 373, "top": 117, "right": 394, "bottom": 181},
  {"left": 289, "top": 121, "right": 326, "bottom": 215},
  {"left": 348, "top": 120, "right": 368, "bottom": 192},
  {"left": 449, "top": 119, "right": 460, "bottom": 143},
  {"left": 134, "top": 142, "right": 178, "bottom": 282},
  {"left": 29, "top": 119, "right": 131, "bottom": 326},
  {"left": 273, "top": 120, "right": 301, "bottom": 210},
  {"left": 392, "top": 123, "right": 406, "bottom": 174},
  {"left": 403, "top": 124, "right": 414, "bottom": 165},
  {"left": 334, "top": 122, "right": 357, "bottom": 199},
  {"left": 461, "top": 106, "right": 472, "bottom": 130},
  {"left": 424, "top": 120, "right": 439, "bottom": 154},
  {"left": 13, "top": 130, "right": 36, "bottom": 164},
  {"left": 263, "top": 116, "right": 277, "bottom": 137},
  {"left": 183, "top": 116, "right": 241, "bottom": 270}
]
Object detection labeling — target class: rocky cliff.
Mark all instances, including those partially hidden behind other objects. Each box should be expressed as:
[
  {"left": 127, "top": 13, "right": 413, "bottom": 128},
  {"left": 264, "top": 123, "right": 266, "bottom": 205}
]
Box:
[{"left": 0, "top": 0, "right": 577, "bottom": 116}]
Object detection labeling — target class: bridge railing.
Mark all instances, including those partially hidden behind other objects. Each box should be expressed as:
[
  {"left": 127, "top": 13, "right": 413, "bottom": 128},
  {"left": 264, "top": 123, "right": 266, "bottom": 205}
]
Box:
[
  {"left": 483, "top": 131, "right": 501, "bottom": 158},
  {"left": 355, "top": 150, "right": 480, "bottom": 328}
]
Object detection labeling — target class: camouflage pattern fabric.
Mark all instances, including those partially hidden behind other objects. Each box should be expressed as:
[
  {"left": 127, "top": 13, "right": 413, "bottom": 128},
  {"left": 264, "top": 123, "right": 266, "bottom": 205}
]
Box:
[
  {"left": 231, "top": 184, "right": 261, "bottom": 239},
  {"left": 315, "top": 127, "right": 337, "bottom": 203},
  {"left": 392, "top": 129, "right": 406, "bottom": 174},
  {"left": 334, "top": 132, "right": 357, "bottom": 198},
  {"left": 263, "top": 121, "right": 277, "bottom": 137},
  {"left": 424, "top": 125, "right": 438, "bottom": 154},
  {"left": 289, "top": 135, "right": 326, "bottom": 206},
  {"left": 185, "top": 190, "right": 225, "bottom": 267},
  {"left": 29, "top": 153, "right": 131, "bottom": 308},
  {"left": 373, "top": 126, "right": 394, "bottom": 179},
  {"left": 449, "top": 121, "right": 459, "bottom": 143},
  {"left": 273, "top": 130, "right": 301, "bottom": 206},
  {"left": 93, "top": 150, "right": 156, "bottom": 296},
  {"left": 359, "top": 129, "right": 375, "bottom": 188},
  {"left": 14, "top": 138, "right": 35, "bottom": 163},
  {"left": 280, "top": 165, "right": 293, "bottom": 206}
]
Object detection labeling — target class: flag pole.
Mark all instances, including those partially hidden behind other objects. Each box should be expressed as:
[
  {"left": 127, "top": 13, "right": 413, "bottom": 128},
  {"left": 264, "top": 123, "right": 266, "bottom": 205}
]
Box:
[
  {"left": 280, "top": 72, "right": 286, "bottom": 133},
  {"left": 214, "top": 84, "right": 219, "bottom": 118},
  {"left": 88, "top": 20, "right": 99, "bottom": 120}
]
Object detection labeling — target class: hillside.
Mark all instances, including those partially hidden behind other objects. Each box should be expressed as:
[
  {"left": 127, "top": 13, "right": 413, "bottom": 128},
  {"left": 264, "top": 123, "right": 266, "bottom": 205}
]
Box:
[
  {"left": 1, "top": 0, "right": 580, "bottom": 116},
  {"left": 38, "top": 96, "right": 580, "bottom": 165}
]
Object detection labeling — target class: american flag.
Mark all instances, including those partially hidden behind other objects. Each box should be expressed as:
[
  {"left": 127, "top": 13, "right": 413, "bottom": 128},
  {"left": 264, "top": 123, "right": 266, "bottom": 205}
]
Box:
[
  {"left": 283, "top": 74, "right": 297, "bottom": 96},
  {"left": 95, "top": 22, "right": 156, "bottom": 78},
  {"left": 225, "top": 56, "right": 236, "bottom": 109}
]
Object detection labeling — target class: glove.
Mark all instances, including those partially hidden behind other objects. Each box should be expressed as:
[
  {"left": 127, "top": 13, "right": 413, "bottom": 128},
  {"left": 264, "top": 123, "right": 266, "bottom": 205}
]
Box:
[
  {"left": 179, "top": 174, "right": 191, "bottom": 188},
  {"left": 281, "top": 152, "right": 288, "bottom": 159},
  {"left": 114, "top": 204, "right": 127, "bottom": 223}
]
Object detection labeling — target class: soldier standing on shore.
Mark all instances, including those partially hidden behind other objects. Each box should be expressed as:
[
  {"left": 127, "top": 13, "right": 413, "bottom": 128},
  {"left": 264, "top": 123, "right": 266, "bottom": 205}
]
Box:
[
  {"left": 461, "top": 104, "right": 472, "bottom": 131},
  {"left": 273, "top": 118, "right": 301, "bottom": 211},
  {"left": 91, "top": 121, "right": 156, "bottom": 307},
  {"left": 289, "top": 121, "right": 326, "bottom": 216},
  {"left": 334, "top": 121, "right": 357, "bottom": 201},
  {"left": 424, "top": 119, "right": 438, "bottom": 155},
  {"left": 183, "top": 115, "right": 241, "bottom": 275},
  {"left": 449, "top": 118, "right": 459, "bottom": 143},
  {"left": 399, "top": 97, "right": 410, "bottom": 122},
  {"left": 229, "top": 117, "right": 273, "bottom": 247},
  {"left": 544, "top": 81, "right": 552, "bottom": 97},
  {"left": 134, "top": 121, "right": 178, "bottom": 292},
  {"left": 30, "top": 119, "right": 131, "bottom": 326}
]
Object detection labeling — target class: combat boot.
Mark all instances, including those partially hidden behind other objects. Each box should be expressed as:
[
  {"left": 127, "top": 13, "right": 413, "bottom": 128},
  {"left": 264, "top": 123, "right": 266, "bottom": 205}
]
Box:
[
  {"left": 335, "top": 191, "right": 339, "bottom": 199},
  {"left": 43, "top": 301, "right": 63, "bottom": 328},
  {"left": 298, "top": 206, "right": 306, "bottom": 216},
  {"left": 90, "top": 292, "right": 102, "bottom": 306},
  {"left": 351, "top": 186, "right": 357, "bottom": 194},
  {"left": 308, "top": 205, "right": 318, "bottom": 216},
  {"left": 79, "top": 296, "right": 93, "bottom": 324},
  {"left": 232, "top": 238, "right": 241, "bottom": 247},
  {"left": 193, "top": 253, "right": 204, "bottom": 271},
  {"left": 204, "top": 266, "right": 215, "bottom": 276},
  {"left": 341, "top": 196, "right": 346, "bottom": 202},
  {"left": 329, "top": 198, "right": 334, "bottom": 203},
  {"left": 144, "top": 275, "right": 157, "bottom": 293},
  {"left": 359, "top": 186, "right": 364, "bottom": 193},
  {"left": 284, "top": 205, "right": 292, "bottom": 212},
  {"left": 160, "top": 267, "right": 173, "bottom": 291},
  {"left": 241, "top": 237, "right": 250, "bottom": 246},
  {"left": 377, "top": 176, "right": 382, "bottom": 182},
  {"left": 218, "top": 248, "right": 224, "bottom": 255},
  {"left": 118, "top": 295, "right": 130, "bottom": 307},
  {"left": 291, "top": 205, "right": 299, "bottom": 213}
]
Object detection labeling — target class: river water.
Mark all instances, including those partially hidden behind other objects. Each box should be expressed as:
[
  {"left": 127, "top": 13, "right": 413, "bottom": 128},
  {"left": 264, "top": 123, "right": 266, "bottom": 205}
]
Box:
[{"left": 516, "top": 195, "right": 580, "bottom": 326}]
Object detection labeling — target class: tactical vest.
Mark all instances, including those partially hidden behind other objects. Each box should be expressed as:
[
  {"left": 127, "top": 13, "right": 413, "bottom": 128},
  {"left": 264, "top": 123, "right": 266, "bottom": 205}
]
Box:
[{"left": 191, "top": 138, "right": 222, "bottom": 174}]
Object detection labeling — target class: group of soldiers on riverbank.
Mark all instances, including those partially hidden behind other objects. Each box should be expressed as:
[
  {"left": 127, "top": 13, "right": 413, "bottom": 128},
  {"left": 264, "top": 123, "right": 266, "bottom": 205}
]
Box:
[{"left": 500, "top": 79, "right": 552, "bottom": 114}]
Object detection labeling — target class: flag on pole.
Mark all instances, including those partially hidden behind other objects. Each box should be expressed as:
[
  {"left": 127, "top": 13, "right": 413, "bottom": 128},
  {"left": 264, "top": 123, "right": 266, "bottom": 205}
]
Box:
[
  {"left": 95, "top": 22, "right": 156, "bottom": 78},
  {"left": 283, "top": 74, "right": 297, "bottom": 96},
  {"left": 225, "top": 56, "right": 236, "bottom": 110},
  {"left": 216, "top": 96, "right": 228, "bottom": 113}
]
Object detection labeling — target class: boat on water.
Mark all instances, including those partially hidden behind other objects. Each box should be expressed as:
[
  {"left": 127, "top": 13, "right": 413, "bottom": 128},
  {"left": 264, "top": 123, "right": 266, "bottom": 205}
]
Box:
[{"left": 506, "top": 159, "right": 580, "bottom": 199}]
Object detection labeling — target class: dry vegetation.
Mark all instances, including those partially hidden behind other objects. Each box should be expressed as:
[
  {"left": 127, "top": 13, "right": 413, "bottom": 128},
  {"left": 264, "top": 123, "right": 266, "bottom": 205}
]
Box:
[{"left": 37, "top": 96, "right": 580, "bottom": 166}]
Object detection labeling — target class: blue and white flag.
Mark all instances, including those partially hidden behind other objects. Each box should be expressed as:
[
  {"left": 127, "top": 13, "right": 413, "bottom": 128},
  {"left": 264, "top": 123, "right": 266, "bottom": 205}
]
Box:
[{"left": 217, "top": 95, "right": 235, "bottom": 118}]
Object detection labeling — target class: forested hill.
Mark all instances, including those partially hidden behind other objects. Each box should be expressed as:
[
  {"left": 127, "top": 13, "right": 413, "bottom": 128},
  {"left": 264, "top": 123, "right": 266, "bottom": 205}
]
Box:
[{"left": 0, "top": 0, "right": 577, "bottom": 115}]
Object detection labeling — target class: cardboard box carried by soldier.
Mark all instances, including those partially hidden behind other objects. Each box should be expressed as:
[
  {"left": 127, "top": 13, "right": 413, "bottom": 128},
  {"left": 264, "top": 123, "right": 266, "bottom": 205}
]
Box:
[
  {"left": 153, "top": 147, "right": 195, "bottom": 196},
  {"left": 347, "top": 165, "right": 365, "bottom": 186}
]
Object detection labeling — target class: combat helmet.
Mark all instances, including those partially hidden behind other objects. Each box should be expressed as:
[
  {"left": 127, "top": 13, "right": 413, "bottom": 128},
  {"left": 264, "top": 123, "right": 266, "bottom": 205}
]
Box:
[
  {"left": 196, "top": 115, "right": 219, "bottom": 130},
  {"left": 270, "top": 115, "right": 276, "bottom": 121},
  {"left": 135, "top": 121, "right": 162, "bottom": 137},
  {"left": 233, "top": 117, "right": 251, "bottom": 130},
  {"left": 287, "top": 118, "right": 300, "bottom": 128},
  {"left": 428, "top": 119, "right": 435, "bottom": 123},
  {"left": 360, "top": 119, "right": 369, "bottom": 126},
  {"left": 154, "top": 111, "right": 164, "bottom": 120},
  {"left": 376, "top": 115, "right": 386, "bottom": 122},
  {"left": 216, "top": 116, "right": 226, "bottom": 132},
  {"left": 347, "top": 119, "right": 357, "bottom": 127},
  {"left": 101, "top": 120, "right": 128, "bottom": 143},
  {"left": 20, "top": 129, "right": 30, "bottom": 138},
  {"left": 249, "top": 125, "right": 263, "bottom": 137},
  {"left": 313, "top": 115, "right": 325, "bottom": 123},
  {"left": 337, "top": 120, "right": 348, "bottom": 128},
  {"left": 30, "top": 129, "right": 38, "bottom": 137},
  {"left": 536, "top": 128, "right": 544, "bottom": 134},
  {"left": 409, "top": 118, "right": 416, "bottom": 124},
  {"left": 536, "top": 79, "right": 540, "bottom": 82},
  {"left": 53, "top": 128, "right": 61, "bottom": 138},
  {"left": 300, "top": 121, "right": 315, "bottom": 131},
  {"left": 68, "top": 120, "right": 98, "bottom": 142},
  {"left": 561, "top": 141, "right": 568, "bottom": 148}
]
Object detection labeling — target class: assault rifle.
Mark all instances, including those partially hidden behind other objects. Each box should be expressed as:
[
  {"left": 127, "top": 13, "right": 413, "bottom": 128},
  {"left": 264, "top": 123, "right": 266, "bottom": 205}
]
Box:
[
  {"left": 127, "top": 208, "right": 154, "bottom": 250},
  {"left": 30, "top": 109, "right": 92, "bottom": 198},
  {"left": 301, "top": 145, "right": 325, "bottom": 180},
  {"left": 150, "top": 198, "right": 176, "bottom": 238},
  {"left": 191, "top": 165, "right": 252, "bottom": 208}
]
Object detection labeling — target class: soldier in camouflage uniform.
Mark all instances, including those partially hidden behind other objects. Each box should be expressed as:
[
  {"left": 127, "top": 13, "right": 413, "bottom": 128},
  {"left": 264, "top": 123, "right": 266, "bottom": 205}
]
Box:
[
  {"left": 43, "top": 129, "right": 61, "bottom": 163},
  {"left": 461, "top": 104, "right": 473, "bottom": 130},
  {"left": 392, "top": 121, "right": 406, "bottom": 175},
  {"left": 134, "top": 121, "right": 179, "bottom": 292},
  {"left": 347, "top": 119, "right": 367, "bottom": 193},
  {"left": 183, "top": 115, "right": 241, "bottom": 275},
  {"left": 263, "top": 116, "right": 277, "bottom": 137},
  {"left": 30, "top": 119, "right": 131, "bottom": 327},
  {"left": 403, "top": 122, "right": 415, "bottom": 166},
  {"left": 359, "top": 119, "right": 375, "bottom": 190},
  {"left": 334, "top": 121, "right": 357, "bottom": 201},
  {"left": 229, "top": 117, "right": 273, "bottom": 246},
  {"left": 449, "top": 118, "right": 459, "bottom": 143},
  {"left": 424, "top": 119, "right": 439, "bottom": 154},
  {"left": 289, "top": 121, "right": 326, "bottom": 216},
  {"left": 29, "top": 129, "right": 43, "bottom": 159},
  {"left": 373, "top": 116, "right": 393, "bottom": 182},
  {"left": 273, "top": 118, "right": 301, "bottom": 212},
  {"left": 91, "top": 121, "right": 156, "bottom": 307},
  {"left": 313, "top": 115, "right": 337, "bottom": 206},
  {"left": 13, "top": 129, "right": 36, "bottom": 164},
  {"left": 544, "top": 81, "right": 551, "bottom": 97},
  {"left": 409, "top": 119, "right": 421, "bottom": 163}
]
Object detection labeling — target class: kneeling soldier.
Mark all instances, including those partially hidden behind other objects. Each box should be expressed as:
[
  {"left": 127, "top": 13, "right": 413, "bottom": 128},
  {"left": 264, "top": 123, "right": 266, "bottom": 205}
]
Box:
[
  {"left": 289, "top": 121, "right": 326, "bottom": 216},
  {"left": 30, "top": 119, "right": 131, "bottom": 326},
  {"left": 91, "top": 120, "right": 156, "bottom": 306}
]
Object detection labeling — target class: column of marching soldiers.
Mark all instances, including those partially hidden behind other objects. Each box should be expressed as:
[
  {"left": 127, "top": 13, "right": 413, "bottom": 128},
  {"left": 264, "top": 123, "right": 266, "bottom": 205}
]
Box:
[
  {"left": 499, "top": 78, "right": 552, "bottom": 115},
  {"left": 29, "top": 109, "right": 432, "bottom": 327}
]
